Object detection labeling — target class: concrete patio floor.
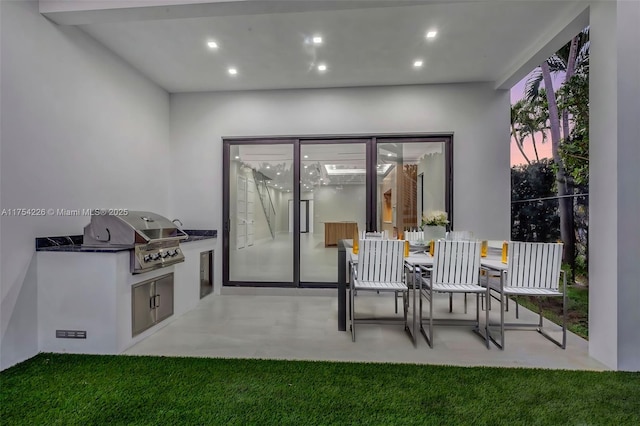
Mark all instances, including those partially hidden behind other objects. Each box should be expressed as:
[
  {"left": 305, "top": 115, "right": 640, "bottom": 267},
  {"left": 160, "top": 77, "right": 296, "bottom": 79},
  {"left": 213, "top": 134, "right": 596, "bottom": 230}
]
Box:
[{"left": 125, "top": 287, "right": 606, "bottom": 371}]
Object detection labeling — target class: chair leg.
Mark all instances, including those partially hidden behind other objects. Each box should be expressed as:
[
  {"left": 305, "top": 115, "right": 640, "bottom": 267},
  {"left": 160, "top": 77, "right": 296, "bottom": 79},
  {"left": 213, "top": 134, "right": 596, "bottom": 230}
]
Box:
[
  {"left": 484, "top": 288, "right": 490, "bottom": 349},
  {"left": 537, "top": 274, "right": 568, "bottom": 349},
  {"left": 429, "top": 287, "right": 434, "bottom": 347},
  {"left": 350, "top": 285, "right": 356, "bottom": 342},
  {"left": 562, "top": 283, "right": 567, "bottom": 348},
  {"left": 475, "top": 293, "right": 489, "bottom": 349},
  {"left": 538, "top": 299, "right": 544, "bottom": 328},
  {"left": 499, "top": 289, "right": 505, "bottom": 350},
  {"left": 419, "top": 285, "right": 434, "bottom": 348},
  {"left": 395, "top": 291, "right": 398, "bottom": 314},
  {"left": 464, "top": 293, "right": 468, "bottom": 314},
  {"left": 537, "top": 295, "right": 567, "bottom": 349},
  {"left": 449, "top": 293, "right": 453, "bottom": 313},
  {"left": 403, "top": 290, "right": 408, "bottom": 325}
]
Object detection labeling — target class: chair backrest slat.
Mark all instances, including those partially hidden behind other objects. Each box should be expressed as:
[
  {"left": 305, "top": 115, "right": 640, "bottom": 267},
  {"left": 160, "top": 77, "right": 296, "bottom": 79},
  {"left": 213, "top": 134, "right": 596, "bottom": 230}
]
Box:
[
  {"left": 358, "top": 239, "right": 404, "bottom": 283},
  {"left": 507, "top": 242, "right": 563, "bottom": 290},
  {"left": 406, "top": 231, "right": 425, "bottom": 242},
  {"left": 363, "top": 231, "right": 384, "bottom": 240},
  {"left": 433, "top": 240, "right": 480, "bottom": 285}
]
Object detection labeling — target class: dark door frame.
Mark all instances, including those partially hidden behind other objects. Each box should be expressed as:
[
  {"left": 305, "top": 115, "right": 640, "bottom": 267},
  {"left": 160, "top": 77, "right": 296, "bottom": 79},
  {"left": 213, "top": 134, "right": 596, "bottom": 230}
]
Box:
[{"left": 222, "top": 133, "right": 453, "bottom": 288}]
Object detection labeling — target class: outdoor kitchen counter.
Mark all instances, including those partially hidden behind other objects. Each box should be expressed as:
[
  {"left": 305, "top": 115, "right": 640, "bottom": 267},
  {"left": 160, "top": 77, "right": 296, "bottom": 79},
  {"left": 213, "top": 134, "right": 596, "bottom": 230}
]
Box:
[
  {"left": 35, "top": 230, "right": 217, "bottom": 251},
  {"left": 36, "top": 230, "right": 217, "bottom": 356}
]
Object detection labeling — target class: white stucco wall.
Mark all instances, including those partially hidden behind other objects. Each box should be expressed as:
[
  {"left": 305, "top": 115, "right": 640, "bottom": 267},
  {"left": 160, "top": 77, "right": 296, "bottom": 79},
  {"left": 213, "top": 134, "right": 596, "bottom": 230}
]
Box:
[
  {"left": 615, "top": 0, "right": 640, "bottom": 371},
  {"left": 313, "top": 185, "right": 367, "bottom": 235},
  {"left": 589, "top": 0, "right": 640, "bottom": 371},
  {"left": 169, "top": 83, "right": 511, "bottom": 291},
  {"left": 0, "top": 1, "right": 170, "bottom": 370}
]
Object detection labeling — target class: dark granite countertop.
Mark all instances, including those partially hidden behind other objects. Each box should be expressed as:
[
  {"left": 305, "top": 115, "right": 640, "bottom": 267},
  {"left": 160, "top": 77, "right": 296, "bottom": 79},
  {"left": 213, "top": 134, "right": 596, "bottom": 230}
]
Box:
[
  {"left": 181, "top": 229, "right": 217, "bottom": 243},
  {"left": 36, "top": 230, "right": 216, "bottom": 252},
  {"left": 36, "top": 235, "right": 131, "bottom": 252}
]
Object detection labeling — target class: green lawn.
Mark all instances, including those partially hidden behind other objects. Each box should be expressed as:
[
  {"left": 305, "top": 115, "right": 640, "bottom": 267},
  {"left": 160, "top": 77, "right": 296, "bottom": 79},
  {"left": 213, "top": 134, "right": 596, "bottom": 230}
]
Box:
[{"left": 2, "top": 354, "right": 639, "bottom": 425}]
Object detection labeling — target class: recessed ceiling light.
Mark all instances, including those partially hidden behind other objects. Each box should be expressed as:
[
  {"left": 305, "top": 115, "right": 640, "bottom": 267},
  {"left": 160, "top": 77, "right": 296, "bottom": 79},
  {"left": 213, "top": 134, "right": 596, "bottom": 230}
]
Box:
[
  {"left": 426, "top": 30, "right": 437, "bottom": 39},
  {"left": 312, "top": 36, "right": 323, "bottom": 45},
  {"left": 317, "top": 63, "right": 327, "bottom": 72},
  {"left": 266, "top": 165, "right": 270, "bottom": 169},
  {"left": 276, "top": 172, "right": 281, "bottom": 175},
  {"left": 304, "top": 155, "right": 309, "bottom": 159},
  {"left": 304, "top": 165, "right": 308, "bottom": 169},
  {"left": 234, "top": 155, "right": 239, "bottom": 159},
  {"left": 228, "top": 67, "right": 238, "bottom": 75},
  {"left": 207, "top": 40, "right": 218, "bottom": 49},
  {"left": 413, "top": 60, "right": 424, "bottom": 68}
]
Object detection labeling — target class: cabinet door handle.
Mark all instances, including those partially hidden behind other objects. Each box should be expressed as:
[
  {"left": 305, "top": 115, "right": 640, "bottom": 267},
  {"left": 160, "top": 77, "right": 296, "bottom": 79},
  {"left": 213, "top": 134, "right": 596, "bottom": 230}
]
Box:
[
  {"left": 154, "top": 294, "right": 160, "bottom": 308},
  {"left": 149, "top": 296, "right": 155, "bottom": 310}
]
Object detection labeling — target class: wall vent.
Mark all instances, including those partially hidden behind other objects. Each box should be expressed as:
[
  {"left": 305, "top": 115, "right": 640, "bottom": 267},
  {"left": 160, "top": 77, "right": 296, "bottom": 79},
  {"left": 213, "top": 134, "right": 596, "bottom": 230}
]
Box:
[{"left": 56, "top": 330, "right": 87, "bottom": 339}]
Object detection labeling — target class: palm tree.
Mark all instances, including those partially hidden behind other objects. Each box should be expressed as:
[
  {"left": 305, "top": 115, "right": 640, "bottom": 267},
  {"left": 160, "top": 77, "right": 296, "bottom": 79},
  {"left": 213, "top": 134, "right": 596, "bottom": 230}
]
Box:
[
  {"left": 525, "top": 28, "right": 589, "bottom": 271},
  {"left": 511, "top": 100, "right": 532, "bottom": 165},
  {"left": 511, "top": 94, "right": 549, "bottom": 164},
  {"left": 527, "top": 89, "right": 550, "bottom": 161}
]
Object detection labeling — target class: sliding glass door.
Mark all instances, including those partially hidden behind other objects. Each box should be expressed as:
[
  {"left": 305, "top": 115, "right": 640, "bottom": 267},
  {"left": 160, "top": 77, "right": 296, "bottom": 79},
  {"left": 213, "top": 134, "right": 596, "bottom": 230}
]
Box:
[
  {"left": 299, "top": 141, "right": 367, "bottom": 284},
  {"left": 376, "top": 138, "right": 451, "bottom": 235},
  {"left": 226, "top": 142, "right": 294, "bottom": 284},
  {"left": 223, "top": 135, "right": 451, "bottom": 287}
]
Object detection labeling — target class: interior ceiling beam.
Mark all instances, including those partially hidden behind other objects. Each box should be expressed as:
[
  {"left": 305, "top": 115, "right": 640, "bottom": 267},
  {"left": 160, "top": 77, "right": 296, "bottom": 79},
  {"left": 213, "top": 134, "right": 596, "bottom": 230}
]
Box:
[{"left": 39, "top": 0, "right": 446, "bottom": 26}]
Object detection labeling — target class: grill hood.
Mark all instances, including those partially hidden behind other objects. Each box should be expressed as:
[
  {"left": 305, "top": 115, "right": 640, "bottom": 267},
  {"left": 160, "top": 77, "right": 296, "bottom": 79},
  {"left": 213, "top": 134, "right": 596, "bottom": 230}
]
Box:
[{"left": 83, "top": 211, "right": 187, "bottom": 247}]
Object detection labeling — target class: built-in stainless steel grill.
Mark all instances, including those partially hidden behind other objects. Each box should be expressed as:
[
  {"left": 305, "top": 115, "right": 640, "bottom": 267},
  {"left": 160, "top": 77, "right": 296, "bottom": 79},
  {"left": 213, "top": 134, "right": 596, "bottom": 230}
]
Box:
[{"left": 83, "top": 211, "right": 188, "bottom": 274}]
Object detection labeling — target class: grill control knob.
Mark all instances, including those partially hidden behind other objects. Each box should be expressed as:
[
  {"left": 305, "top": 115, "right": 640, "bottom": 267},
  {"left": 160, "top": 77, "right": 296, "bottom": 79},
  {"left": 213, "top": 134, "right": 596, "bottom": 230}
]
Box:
[
  {"left": 143, "top": 254, "right": 152, "bottom": 262},
  {"left": 150, "top": 253, "right": 161, "bottom": 261},
  {"left": 161, "top": 251, "right": 170, "bottom": 258},
  {"left": 166, "top": 249, "right": 176, "bottom": 257},
  {"left": 175, "top": 248, "right": 181, "bottom": 255}
]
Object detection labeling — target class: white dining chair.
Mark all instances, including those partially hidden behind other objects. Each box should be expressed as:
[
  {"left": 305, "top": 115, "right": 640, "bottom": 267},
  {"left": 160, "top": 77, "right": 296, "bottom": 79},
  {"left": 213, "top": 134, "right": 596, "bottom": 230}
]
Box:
[
  {"left": 419, "top": 240, "right": 490, "bottom": 348},
  {"left": 440, "top": 231, "right": 475, "bottom": 314},
  {"left": 493, "top": 242, "right": 566, "bottom": 349},
  {"left": 350, "top": 239, "right": 409, "bottom": 342},
  {"left": 359, "top": 230, "right": 405, "bottom": 312}
]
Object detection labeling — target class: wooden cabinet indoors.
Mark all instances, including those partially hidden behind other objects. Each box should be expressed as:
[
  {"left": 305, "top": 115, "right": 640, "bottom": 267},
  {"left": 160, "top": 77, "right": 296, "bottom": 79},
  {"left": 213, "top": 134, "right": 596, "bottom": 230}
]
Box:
[{"left": 324, "top": 222, "right": 358, "bottom": 247}]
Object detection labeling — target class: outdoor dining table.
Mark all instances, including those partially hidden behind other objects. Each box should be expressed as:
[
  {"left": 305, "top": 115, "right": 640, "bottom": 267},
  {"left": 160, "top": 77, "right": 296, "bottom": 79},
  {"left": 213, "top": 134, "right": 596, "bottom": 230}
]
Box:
[{"left": 337, "top": 239, "right": 508, "bottom": 347}]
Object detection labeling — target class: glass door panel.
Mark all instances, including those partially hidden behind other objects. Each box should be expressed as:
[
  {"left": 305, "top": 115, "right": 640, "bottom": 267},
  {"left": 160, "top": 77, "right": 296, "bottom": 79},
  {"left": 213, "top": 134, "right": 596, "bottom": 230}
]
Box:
[
  {"left": 376, "top": 141, "right": 447, "bottom": 236},
  {"left": 300, "top": 142, "right": 367, "bottom": 283},
  {"left": 229, "top": 143, "right": 293, "bottom": 284}
]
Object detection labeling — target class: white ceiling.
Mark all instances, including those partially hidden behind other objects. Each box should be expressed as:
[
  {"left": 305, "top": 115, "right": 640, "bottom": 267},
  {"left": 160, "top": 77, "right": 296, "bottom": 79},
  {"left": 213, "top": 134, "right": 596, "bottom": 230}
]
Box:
[
  {"left": 39, "top": 0, "right": 587, "bottom": 192},
  {"left": 63, "top": 0, "right": 588, "bottom": 93}
]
